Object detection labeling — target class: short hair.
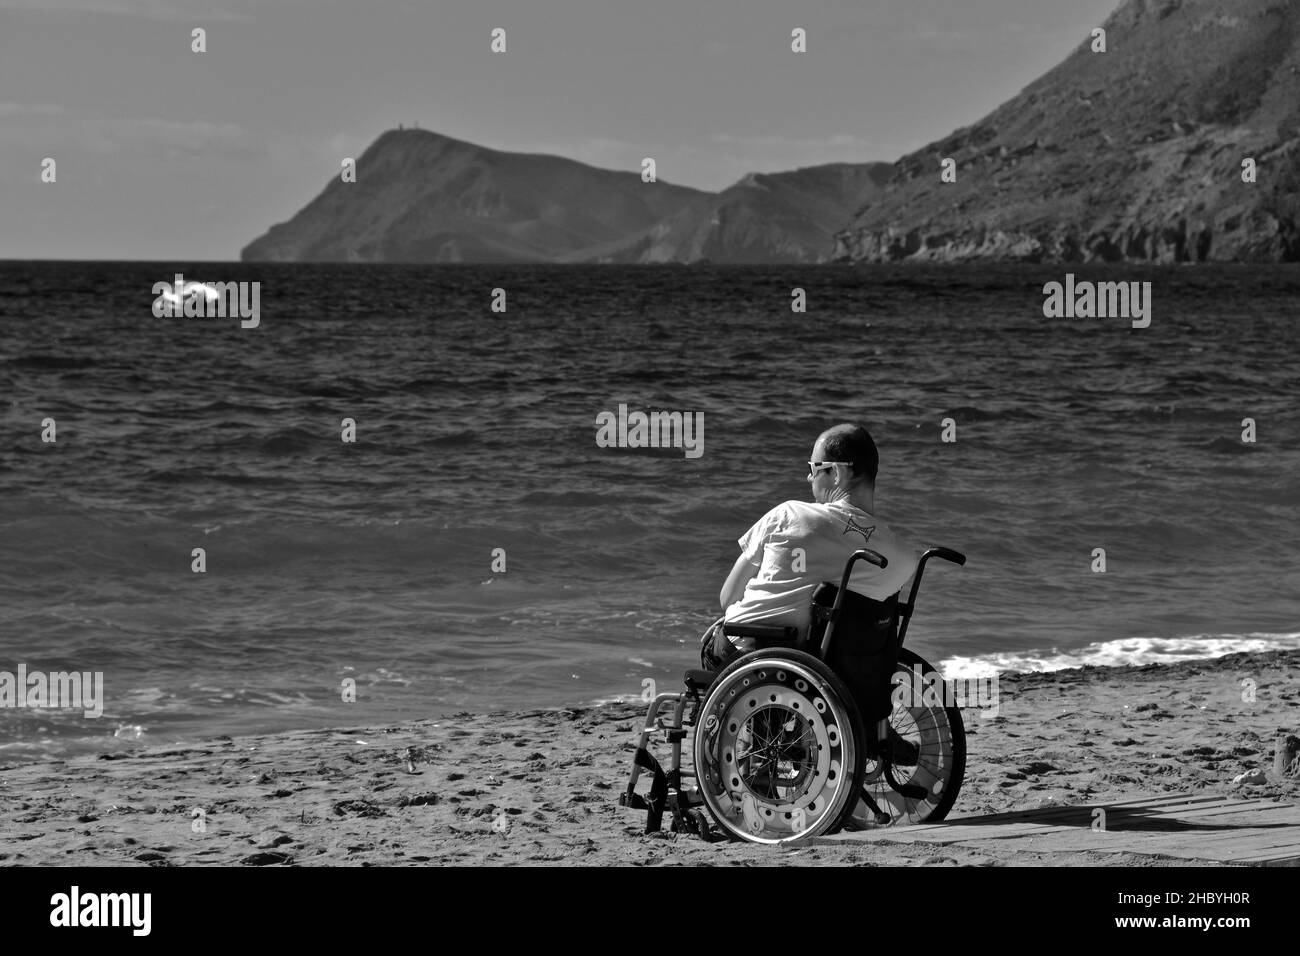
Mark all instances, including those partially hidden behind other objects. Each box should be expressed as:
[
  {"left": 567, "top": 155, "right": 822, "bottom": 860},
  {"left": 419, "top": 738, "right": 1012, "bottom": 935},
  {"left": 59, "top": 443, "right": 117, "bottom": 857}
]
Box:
[{"left": 820, "top": 424, "right": 879, "bottom": 484}]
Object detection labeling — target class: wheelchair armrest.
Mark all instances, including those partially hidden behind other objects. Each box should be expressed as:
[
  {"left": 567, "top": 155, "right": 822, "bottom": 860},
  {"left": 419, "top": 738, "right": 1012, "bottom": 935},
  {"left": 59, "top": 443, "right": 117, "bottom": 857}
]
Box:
[
  {"left": 683, "top": 669, "right": 717, "bottom": 691},
  {"left": 720, "top": 623, "right": 800, "bottom": 643}
]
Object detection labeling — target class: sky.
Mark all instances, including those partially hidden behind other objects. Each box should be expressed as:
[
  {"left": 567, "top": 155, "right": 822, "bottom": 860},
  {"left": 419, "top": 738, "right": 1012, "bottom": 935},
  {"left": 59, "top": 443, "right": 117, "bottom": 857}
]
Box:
[{"left": 0, "top": 0, "right": 1121, "bottom": 260}]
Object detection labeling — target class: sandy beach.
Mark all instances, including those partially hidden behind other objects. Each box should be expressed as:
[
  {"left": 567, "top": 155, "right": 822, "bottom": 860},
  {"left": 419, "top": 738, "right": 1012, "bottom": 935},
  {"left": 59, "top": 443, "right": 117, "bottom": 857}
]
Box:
[{"left": 2, "top": 649, "right": 1296, "bottom": 867}]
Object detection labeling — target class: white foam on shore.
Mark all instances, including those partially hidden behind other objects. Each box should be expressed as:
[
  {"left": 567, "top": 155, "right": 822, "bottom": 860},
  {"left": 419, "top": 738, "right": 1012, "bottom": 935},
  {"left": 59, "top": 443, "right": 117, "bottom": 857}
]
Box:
[
  {"left": 580, "top": 633, "right": 1300, "bottom": 710},
  {"left": 937, "top": 632, "right": 1300, "bottom": 679},
  {"left": 588, "top": 693, "right": 645, "bottom": 707}
]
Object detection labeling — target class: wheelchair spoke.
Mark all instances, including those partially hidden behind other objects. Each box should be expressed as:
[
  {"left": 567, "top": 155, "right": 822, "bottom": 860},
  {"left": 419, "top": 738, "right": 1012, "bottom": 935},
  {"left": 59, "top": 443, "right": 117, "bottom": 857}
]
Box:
[
  {"left": 731, "top": 704, "right": 823, "bottom": 801},
  {"left": 859, "top": 683, "right": 964, "bottom": 827}
]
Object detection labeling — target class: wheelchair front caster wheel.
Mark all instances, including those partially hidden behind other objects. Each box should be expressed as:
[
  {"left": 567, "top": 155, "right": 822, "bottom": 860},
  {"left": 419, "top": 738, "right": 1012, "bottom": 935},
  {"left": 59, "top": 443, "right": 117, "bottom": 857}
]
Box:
[{"left": 688, "top": 808, "right": 722, "bottom": 843}]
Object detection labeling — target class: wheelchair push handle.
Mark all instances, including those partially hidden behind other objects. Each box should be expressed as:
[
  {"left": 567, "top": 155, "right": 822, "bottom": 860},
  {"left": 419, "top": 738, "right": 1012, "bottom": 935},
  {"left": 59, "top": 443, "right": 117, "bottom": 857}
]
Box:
[
  {"left": 817, "top": 549, "right": 887, "bottom": 657},
  {"left": 904, "top": 547, "right": 966, "bottom": 605},
  {"left": 832, "top": 548, "right": 887, "bottom": 623},
  {"left": 927, "top": 546, "right": 966, "bottom": 567},
  {"left": 824, "top": 546, "right": 966, "bottom": 656},
  {"left": 836, "top": 548, "right": 887, "bottom": 595}
]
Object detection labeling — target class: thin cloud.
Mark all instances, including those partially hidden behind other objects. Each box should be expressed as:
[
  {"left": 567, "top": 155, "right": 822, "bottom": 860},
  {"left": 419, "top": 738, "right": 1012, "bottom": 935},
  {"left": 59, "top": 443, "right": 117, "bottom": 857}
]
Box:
[
  {"left": 0, "top": 0, "right": 250, "bottom": 20},
  {"left": 0, "top": 102, "right": 66, "bottom": 116},
  {"left": 0, "top": 109, "right": 252, "bottom": 157},
  {"left": 91, "top": 116, "right": 251, "bottom": 156},
  {"left": 709, "top": 132, "right": 879, "bottom": 151}
]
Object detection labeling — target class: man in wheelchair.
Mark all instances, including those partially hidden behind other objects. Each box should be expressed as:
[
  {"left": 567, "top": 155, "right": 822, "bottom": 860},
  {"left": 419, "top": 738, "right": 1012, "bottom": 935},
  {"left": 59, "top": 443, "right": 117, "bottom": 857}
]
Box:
[
  {"left": 701, "top": 423, "right": 918, "bottom": 671},
  {"left": 621, "top": 422, "right": 967, "bottom": 843}
]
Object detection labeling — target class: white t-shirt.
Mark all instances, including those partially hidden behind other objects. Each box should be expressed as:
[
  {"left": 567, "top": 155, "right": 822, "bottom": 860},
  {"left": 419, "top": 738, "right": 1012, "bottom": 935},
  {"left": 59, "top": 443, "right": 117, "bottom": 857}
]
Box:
[{"left": 724, "top": 498, "right": 918, "bottom": 642}]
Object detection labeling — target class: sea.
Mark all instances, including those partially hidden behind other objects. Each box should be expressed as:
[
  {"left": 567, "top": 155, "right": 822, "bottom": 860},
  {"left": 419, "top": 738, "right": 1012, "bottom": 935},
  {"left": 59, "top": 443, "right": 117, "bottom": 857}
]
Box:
[{"left": 1, "top": 261, "right": 1298, "bottom": 761}]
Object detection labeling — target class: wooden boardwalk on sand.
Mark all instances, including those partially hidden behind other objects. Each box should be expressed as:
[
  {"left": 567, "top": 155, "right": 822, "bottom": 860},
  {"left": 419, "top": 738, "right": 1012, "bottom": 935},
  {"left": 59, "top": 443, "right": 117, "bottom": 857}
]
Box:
[{"left": 818, "top": 793, "right": 1300, "bottom": 865}]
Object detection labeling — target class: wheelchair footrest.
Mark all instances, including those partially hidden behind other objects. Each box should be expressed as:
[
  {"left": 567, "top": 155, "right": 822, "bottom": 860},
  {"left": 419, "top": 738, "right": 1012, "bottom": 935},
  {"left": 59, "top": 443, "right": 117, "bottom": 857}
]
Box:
[{"left": 631, "top": 746, "right": 669, "bottom": 833}]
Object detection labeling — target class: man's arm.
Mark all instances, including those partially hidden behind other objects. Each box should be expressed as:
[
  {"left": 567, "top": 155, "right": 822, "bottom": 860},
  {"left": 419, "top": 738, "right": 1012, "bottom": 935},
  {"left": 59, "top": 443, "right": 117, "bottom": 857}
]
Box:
[{"left": 719, "top": 553, "right": 756, "bottom": 610}]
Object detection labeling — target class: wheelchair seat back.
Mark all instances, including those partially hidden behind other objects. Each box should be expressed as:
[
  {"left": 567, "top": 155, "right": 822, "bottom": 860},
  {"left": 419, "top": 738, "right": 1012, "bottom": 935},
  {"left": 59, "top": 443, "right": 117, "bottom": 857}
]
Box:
[{"left": 808, "top": 584, "right": 901, "bottom": 722}]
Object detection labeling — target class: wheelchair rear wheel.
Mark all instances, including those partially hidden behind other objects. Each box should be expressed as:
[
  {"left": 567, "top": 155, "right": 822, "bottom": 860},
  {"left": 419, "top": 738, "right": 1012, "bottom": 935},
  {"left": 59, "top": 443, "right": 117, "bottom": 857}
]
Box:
[
  {"left": 692, "top": 650, "right": 865, "bottom": 844},
  {"left": 855, "top": 648, "right": 967, "bottom": 827}
]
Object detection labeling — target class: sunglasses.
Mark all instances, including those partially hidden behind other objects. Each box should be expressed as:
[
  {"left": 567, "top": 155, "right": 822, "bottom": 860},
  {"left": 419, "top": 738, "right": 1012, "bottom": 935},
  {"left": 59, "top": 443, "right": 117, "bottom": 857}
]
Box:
[{"left": 807, "top": 460, "right": 853, "bottom": 478}]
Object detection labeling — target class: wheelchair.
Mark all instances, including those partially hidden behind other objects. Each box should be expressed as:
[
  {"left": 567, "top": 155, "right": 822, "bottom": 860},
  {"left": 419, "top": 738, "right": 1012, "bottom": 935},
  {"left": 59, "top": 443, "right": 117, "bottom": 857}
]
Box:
[{"left": 620, "top": 545, "right": 967, "bottom": 844}]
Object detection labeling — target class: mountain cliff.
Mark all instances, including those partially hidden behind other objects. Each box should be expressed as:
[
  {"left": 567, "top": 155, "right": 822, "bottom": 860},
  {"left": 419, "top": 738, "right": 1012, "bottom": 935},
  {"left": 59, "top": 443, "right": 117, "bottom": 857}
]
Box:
[
  {"left": 241, "top": 130, "right": 889, "bottom": 264},
  {"left": 556, "top": 164, "right": 893, "bottom": 263},
  {"left": 241, "top": 129, "right": 707, "bottom": 263},
  {"left": 833, "top": 0, "right": 1300, "bottom": 263}
]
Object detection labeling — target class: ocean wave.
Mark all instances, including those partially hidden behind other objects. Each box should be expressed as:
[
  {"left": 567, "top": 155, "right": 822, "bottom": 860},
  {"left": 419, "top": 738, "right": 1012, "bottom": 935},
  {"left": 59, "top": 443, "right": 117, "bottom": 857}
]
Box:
[
  {"left": 429, "top": 429, "right": 477, "bottom": 447},
  {"left": 0, "top": 505, "right": 680, "bottom": 581},
  {"left": 936, "top": 405, "right": 1015, "bottom": 422},
  {"left": 5, "top": 354, "right": 99, "bottom": 370},
  {"left": 187, "top": 426, "right": 328, "bottom": 456},
  {"left": 937, "top": 632, "right": 1300, "bottom": 678},
  {"left": 139, "top": 466, "right": 291, "bottom": 486},
  {"left": 1198, "top": 436, "right": 1258, "bottom": 455}
]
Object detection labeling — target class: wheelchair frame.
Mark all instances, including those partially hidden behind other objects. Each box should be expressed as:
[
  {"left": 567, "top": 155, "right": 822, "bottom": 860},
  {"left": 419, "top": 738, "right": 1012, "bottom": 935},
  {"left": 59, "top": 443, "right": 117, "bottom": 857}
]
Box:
[{"left": 619, "top": 545, "right": 966, "bottom": 844}]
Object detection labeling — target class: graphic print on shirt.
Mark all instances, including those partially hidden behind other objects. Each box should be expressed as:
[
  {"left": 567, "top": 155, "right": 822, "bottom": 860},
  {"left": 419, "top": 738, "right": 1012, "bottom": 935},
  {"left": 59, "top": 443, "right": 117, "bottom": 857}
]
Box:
[{"left": 842, "top": 514, "right": 876, "bottom": 547}]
